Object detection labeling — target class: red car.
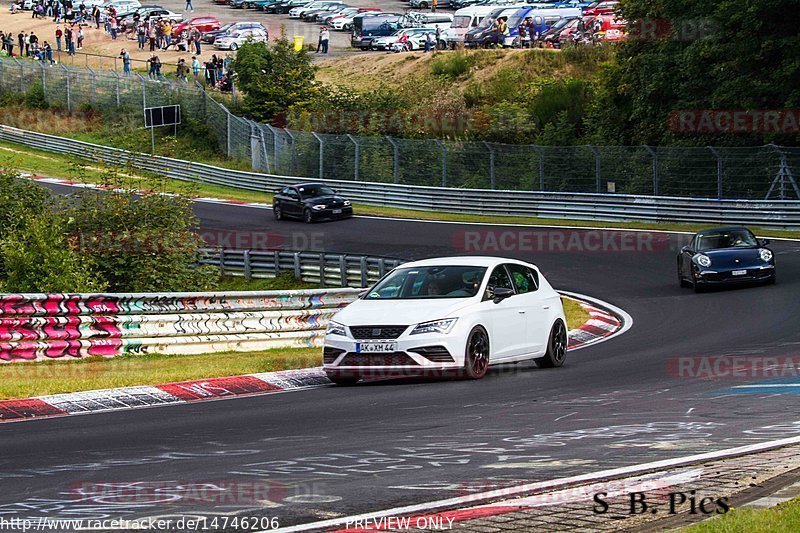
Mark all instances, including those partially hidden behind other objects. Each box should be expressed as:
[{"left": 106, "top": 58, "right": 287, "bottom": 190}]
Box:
[
  {"left": 172, "top": 17, "right": 222, "bottom": 40},
  {"left": 582, "top": 0, "right": 619, "bottom": 18}
]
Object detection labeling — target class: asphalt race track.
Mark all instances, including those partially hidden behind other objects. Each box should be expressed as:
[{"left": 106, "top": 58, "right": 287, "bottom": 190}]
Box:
[{"left": 3, "top": 186, "right": 800, "bottom": 528}]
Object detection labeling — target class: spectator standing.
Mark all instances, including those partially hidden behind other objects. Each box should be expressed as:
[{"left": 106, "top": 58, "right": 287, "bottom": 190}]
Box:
[
  {"left": 192, "top": 27, "right": 201, "bottom": 55},
  {"left": 434, "top": 25, "right": 441, "bottom": 49},
  {"left": 6, "top": 34, "right": 14, "bottom": 56},
  {"left": 55, "top": 26, "right": 62, "bottom": 51},
  {"left": 163, "top": 21, "right": 172, "bottom": 49},
  {"left": 191, "top": 55, "right": 200, "bottom": 80},
  {"left": 320, "top": 26, "right": 329, "bottom": 54},
  {"left": 91, "top": 5, "right": 100, "bottom": 29},
  {"left": 424, "top": 31, "right": 434, "bottom": 52},
  {"left": 29, "top": 32, "right": 38, "bottom": 54},
  {"left": 137, "top": 23, "right": 145, "bottom": 49},
  {"left": 148, "top": 25, "right": 156, "bottom": 51},
  {"left": 176, "top": 58, "right": 189, "bottom": 83},
  {"left": 76, "top": 27, "right": 83, "bottom": 49},
  {"left": 43, "top": 40, "right": 53, "bottom": 64},
  {"left": 17, "top": 32, "right": 24, "bottom": 55},
  {"left": 431, "top": 0, "right": 437, "bottom": 13},
  {"left": 185, "top": 0, "right": 193, "bottom": 11},
  {"left": 147, "top": 53, "right": 157, "bottom": 79},
  {"left": 120, "top": 48, "right": 131, "bottom": 76},
  {"left": 24, "top": 32, "right": 30, "bottom": 56},
  {"left": 109, "top": 16, "right": 117, "bottom": 40}
]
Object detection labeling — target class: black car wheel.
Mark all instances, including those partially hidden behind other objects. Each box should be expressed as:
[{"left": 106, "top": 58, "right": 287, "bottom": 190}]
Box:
[
  {"left": 303, "top": 208, "right": 314, "bottom": 224},
  {"left": 536, "top": 320, "right": 567, "bottom": 368},
  {"left": 273, "top": 204, "right": 283, "bottom": 220},
  {"left": 463, "top": 326, "right": 489, "bottom": 379}
]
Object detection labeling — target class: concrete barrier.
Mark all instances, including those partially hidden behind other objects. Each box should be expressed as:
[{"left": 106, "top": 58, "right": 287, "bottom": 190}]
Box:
[{"left": 0, "top": 289, "right": 360, "bottom": 362}]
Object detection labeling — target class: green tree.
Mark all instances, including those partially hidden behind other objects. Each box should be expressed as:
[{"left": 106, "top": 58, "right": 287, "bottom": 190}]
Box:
[
  {"left": 1, "top": 213, "right": 106, "bottom": 294},
  {"left": 234, "top": 37, "right": 318, "bottom": 122},
  {"left": 65, "top": 179, "right": 217, "bottom": 293},
  {"left": 589, "top": 0, "right": 800, "bottom": 146}
]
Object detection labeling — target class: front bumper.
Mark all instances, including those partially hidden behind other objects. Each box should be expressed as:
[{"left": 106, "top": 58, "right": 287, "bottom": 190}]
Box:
[
  {"left": 310, "top": 206, "right": 353, "bottom": 220},
  {"left": 695, "top": 265, "right": 775, "bottom": 285},
  {"left": 323, "top": 328, "right": 466, "bottom": 377}
]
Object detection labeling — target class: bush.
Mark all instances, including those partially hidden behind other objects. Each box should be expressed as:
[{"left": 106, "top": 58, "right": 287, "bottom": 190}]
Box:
[
  {"left": 1, "top": 214, "right": 105, "bottom": 294},
  {"left": 64, "top": 179, "right": 218, "bottom": 293},
  {"left": 431, "top": 52, "right": 471, "bottom": 80},
  {"left": 0, "top": 166, "right": 50, "bottom": 240},
  {"left": 24, "top": 83, "right": 48, "bottom": 109}
]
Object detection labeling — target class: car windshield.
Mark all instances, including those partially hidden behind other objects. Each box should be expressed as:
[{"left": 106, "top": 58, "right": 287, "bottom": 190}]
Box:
[
  {"left": 452, "top": 15, "right": 472, "bottom": 28},
  {"left": 696, "top": 230, "right": 758, "bottom": 251},
  {"left": 366, "top": 266, "right": 487, "bottom": 299},
  {"left": 298, "top": 185, "right": 336, "bottom": 198}
]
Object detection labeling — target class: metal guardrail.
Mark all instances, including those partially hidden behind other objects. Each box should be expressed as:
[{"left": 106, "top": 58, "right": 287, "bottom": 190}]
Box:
[
  {"left": 2, "top": 125, "right": 799, "bottom": 228},
  {"left": 1, "top": 56, "right": 800, "bottom": 202},
  {"left": 201, "top": 248, "right": 404, "bottom": 288}
]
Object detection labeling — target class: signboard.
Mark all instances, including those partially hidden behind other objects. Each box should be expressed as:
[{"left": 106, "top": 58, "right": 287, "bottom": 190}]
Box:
[{"left": 144, "top": 105, "right": 181, "bottom": 128}]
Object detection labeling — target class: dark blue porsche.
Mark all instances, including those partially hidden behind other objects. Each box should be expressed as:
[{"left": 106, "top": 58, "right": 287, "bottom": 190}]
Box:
[{"left": 678, "top": 227, "right": 776, "bottom": 292}]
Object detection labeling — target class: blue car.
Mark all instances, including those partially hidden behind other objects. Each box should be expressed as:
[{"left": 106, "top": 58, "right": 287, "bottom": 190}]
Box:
[{"left": 678, "top": 227, "right": 776, "bottom": 292}]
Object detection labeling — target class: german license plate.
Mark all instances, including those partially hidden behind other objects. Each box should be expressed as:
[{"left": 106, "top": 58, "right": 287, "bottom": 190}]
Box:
[
  {"left": 333, "top": 209, "right": 342, "bottom": 214},
  {"left": 732, "top": 270, "right": 747, "bottom": 276},
  {"left": 356, "top": 342, "right": 396, "bottom": 353}
]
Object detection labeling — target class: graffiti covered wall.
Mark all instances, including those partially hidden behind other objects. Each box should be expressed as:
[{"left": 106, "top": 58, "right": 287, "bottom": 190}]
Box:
[{"left": 0, "top": 289, "right": 359, "bottom": 362}]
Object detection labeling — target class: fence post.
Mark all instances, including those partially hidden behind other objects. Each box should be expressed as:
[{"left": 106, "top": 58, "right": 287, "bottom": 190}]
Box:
[
  {"left": 339, "top": 256, "right": 347, "bottom": 287},
  {"left": 285, "top": 128, "right": 296, "bottom": 172},
  {"left": 347, "top": 134, "right": 359, "bottom": 181},
  {"left": 644, "top": 145, "right": 658, "bottom": 196},
  {"left": 359, "top": 256, "right": 367, "bottom": 288},
  {"left": 137, "top": 73, "right": 146, "bottom": 110},
  {"left": 435, "top": 140, "right": 447, "bottom": 187},
  {"left": 533, "top": 146, "right": 545, "bottom": 190},
  {"left": 61, "top": 65, "right": 71, "bottom": 113},
  {"left": 87, "top": 67, "right": 96, "bottom": 106},
  {"left": 0, "top": 59, "right": 4, "bottom": 90},
  {"left": 258, "top": 126, "right": 271, "bottom": 173},
  {"left": 219, "top": 249, "right": 226, "bottom": 275},
  {"left": 13, "top": 58, "right": 23, "bottom": 93},
  {"left": 589, "top": 145, "right": 601, "bottom": 193},
  {"left": 39, "top": 62, "right": 46, "bottom": 100},
  {"left": 112, "top": 70, "right": 120, "bottom": 107},
  {"left": 226, "top": 111, "right": 232, "bottom": 158},
  {"left": 273, "top": 251, "right": 281, "bottom": 276},
  {"left": 293, "top": 252, "right": 301, "bottom": 281},
  {"left": 378, "top": 258, "right": 386, "bottom": 278},
  {"left": 312, "top": 132, "right": 324, "bottom": 179},
  {"left": 265, "top": 124, "right": 279, "bottom": 173},
  {"left": 707, "top": 146, "right": 723, "bottom": 199},
  {"left": 483, "top": 141, "right": 495, "bottom": 189},
  {"left": 243, "top": 250, "right": 252, "bottom": 279},
  {"left": 318, "top": 253, "right": 326, "bottom": 287},
  {"left": 386, "top": 136, "right": 399, "bottom": 184}
]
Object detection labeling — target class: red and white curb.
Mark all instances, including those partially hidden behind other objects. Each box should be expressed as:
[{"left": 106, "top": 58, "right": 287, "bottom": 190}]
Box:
[
  {"left": 0, "top": 368, "right": 330, "bottom": 424},
  {"left": 561, "top": 291, "right": 632, "bottom": 351},
  {"left": 0, "top": 293, "right": 629, "bottom": 425}
]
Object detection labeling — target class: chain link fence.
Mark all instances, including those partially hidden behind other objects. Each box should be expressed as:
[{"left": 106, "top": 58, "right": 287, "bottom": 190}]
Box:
[{"left": 1, "top": 57, "right": 798, "bottom": 201}]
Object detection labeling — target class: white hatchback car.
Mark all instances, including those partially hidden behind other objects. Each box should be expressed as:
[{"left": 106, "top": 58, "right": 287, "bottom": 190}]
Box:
[{"left": 324, "top": 256, "right": 567, "bottom": 385}]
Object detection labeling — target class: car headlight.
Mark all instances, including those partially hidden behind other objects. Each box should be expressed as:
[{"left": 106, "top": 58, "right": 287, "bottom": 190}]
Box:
[
  {"left": 759, "top": 249, "right": 773, "bottom": 262},
  {"left": 410, "top": 318, "right": 457, "bottom": 335},
  {"left": 343, "top": 200, "right": 351, "bottom": 206},
  {"left": 695, "top": 254, "right": 712, "bottom": 268},
  {"left": 326, "top": 321, "right": 347, "bottom": 337},
  {"left": 312, "top": 204, "right": 325, "bottom": 210}
]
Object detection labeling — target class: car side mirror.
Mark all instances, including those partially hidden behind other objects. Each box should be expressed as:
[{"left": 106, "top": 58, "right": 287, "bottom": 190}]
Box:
[
  {"left": 760, "top": 239, "right": 770, "bottom": 246},
  {"left": 492, "top": 287, "right": 514, "bottom": 303},
  {"left": 681, "top": 245, "right": 692, "bottom": 254}
]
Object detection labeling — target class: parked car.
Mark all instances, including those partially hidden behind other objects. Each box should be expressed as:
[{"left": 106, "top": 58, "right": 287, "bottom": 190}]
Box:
[
  {"left": 323, "top": 6, "right": 379, "bottom": 25},
  {"left": 323, "top": 257, "right": 567, "bottom": 385},
  {"left": 203, "top": 22, "right": 267, "bottom": 43},
  {"left": 118, "top": 6, "right": 183, "bottom": 28},
  {"left": 290, "top": 1, "right": 344, "bottom": 19},
  {"left": 273, "top": 183, "right": 353, "bottom": 224},
  {"left": 678, "top": 227, "right": 775, "bottom": 292},
  {"left": 371, "top": 27, "right": 433, "bottom": 51},
  {"left": 409, "top": 0, "right": 451, "bottom": 10},
  {"left": 101, "top": 0, "right": 142, "bottom": 12},
  {"left": 539, "top": 15, "right": 579, "bottom": 47},
  {"left": 171, "top": 17, "right": 221, "bottom": 40},
  {"left": 582, "top": 0, "right": 619, "bottom": 18},
  {"left": 214, "top": 28, "right": 269, "bottom": 50},
  {"left": 502, "top": 6, "right": 580, "bottom": 47},
  {"left": 301, "top": 3, "right": 346, "bottom": 22},
  {"left": 267, "top": 0, "right": 309, "bottom": 14},
  {"left": 351, "top": 13, "right": 402, "bottom": 49}
]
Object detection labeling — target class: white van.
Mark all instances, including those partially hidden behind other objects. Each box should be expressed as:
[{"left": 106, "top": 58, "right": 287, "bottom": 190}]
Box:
[
  {"left": 402, "top": 12, "right": 454, "bottom": 31},
  {"left": 441, "top": 4, "right": 526, "bottom": 48}
]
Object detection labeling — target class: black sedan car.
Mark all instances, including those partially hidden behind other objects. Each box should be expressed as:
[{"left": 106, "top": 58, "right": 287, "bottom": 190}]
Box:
[
  {"left": 678, "top": 227, "right": 776, "bottom": 292},
  {"left": 273, "top": 183, "right": 353, "bottom": 223}
]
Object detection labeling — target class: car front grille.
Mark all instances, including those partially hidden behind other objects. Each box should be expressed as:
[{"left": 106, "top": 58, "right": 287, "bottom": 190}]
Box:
[
  {"left": 349, "top": 325, "right": 408, "bottom": 340},
  {"left": 323, "top": 346, "right": 345, "bottom": 364},
  {"left": 408, "top": 346, "right": 454, "bottom": 363},
  {"left": 339, "top": 353, "right": 419, "bottom": 366}
]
